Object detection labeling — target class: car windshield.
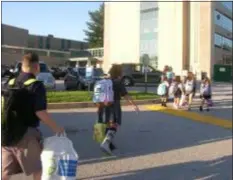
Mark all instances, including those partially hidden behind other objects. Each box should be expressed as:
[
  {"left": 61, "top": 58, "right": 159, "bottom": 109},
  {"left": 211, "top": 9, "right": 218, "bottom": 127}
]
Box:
[
  {"left": 78, "top": 68, "right": 104, "bottom": 77},
  {"left": 40, "top": 64, "right": 49, "bottom": 72},
  {"left": 78, "top": 68, "right": 86, "bottom": 77},
  {"left": 94, "top": 68, "right": 104, "bottom": 76},
  {"left": 17, "top": 63, "right": 49, "bottom": 73}
]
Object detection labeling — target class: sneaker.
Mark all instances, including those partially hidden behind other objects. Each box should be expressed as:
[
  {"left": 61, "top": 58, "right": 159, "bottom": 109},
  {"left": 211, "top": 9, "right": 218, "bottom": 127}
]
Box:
[
  {"left": 199, "top": 106, "right": 203, "bottom": 112},
  {"left": 100, "top": 141, "right": 113, "bottom": 155},
  {"left": 206, "top": 108, "right": 210, "bottom": 112}
]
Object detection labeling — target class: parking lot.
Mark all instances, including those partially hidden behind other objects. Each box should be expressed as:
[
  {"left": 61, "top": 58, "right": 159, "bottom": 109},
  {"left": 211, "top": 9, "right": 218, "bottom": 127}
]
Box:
[{"left": 2, "top": 78, "right": 158, "bottom": 93}]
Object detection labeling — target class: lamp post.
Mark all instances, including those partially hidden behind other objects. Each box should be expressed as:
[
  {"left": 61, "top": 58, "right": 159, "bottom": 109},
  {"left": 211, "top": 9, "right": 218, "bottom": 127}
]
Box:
[{"left": 142, "top": 54, "right": 150, "bottom": 93}]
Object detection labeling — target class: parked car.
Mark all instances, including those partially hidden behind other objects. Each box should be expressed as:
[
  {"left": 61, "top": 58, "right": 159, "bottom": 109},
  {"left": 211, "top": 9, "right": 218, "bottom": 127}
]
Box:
[
  {"left": 116, "top": 63, "right": 162, "bottom": 86},
  {"left": 64, "top": 67, "right": 105, "bottom": 90},
  {"left": 1, "top": 65, "right": 13, "bottom": 78},
  {"left": 63, "top": 69, "right": 80, "bottom": 90},
  {"left": 51, "top": 67, "right": 67, "bottom": 80},
  {"left": 11, "top": 61, "right": 56, "bottom": 89},
  {"left": 78, "top": 67, "right": 105, "bottom": 90}
]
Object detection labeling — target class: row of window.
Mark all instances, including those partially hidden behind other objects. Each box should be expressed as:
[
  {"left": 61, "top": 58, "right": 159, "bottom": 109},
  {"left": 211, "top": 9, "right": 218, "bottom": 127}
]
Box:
[
  {"left": 32, "top": 37, "right": 74, "bottom": 51},
  {"left": 2, "top": 46, "right": 71, "bottom": 58},
  {"left": 140, "top": 18, "right": 158, "bottom": 32},
  {"left": 221, "top": 2, "right": 232, "bottom": 12},
  {"left": 89, "top": 49, "right": 104, "bottom": 57},
  {"left": 214, "top": 10, "right": 232, "bottom": 32},
  {"left": 140, "top": 10, "right": 158, "bottom": 20},
  {"left": 214, "top": 33, "right": 232, "bottom": 51}
]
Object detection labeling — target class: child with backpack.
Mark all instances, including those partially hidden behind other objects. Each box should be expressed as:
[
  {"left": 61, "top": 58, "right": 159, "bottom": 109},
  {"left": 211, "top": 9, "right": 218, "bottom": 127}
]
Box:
[
  {"left": 171, "top": 76, "right": 184, "bottom": 109},
  {"left": 157, "top": 76, "right": 169, "bottom": 107},
  {"left": 199, "top": 77, "right": 212, "bottom": 111},
  {"left": 93, "top": 64, "right": 139, "bottom": 155},
  {"left": 184, "top": 72, "right": 196, "bottom": 110}
]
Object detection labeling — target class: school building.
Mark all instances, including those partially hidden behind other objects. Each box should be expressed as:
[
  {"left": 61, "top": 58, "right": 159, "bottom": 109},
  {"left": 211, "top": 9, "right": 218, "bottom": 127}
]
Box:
[
  {"left": 1, "top": 24, "right": 89, "bottom": 66},
  {"left": 103, "top": 1, "right": 232, "bottom": 79}
]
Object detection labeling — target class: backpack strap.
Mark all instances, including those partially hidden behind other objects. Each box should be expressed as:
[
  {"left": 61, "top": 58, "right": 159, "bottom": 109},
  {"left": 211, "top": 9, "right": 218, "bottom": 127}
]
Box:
[
  {"left": 24, "top": 79, "right": 37, "bottom": 86},
  {"left": 8, "top": 78, "right": 16, "bottom": 86},
  {"left": 7, "top": 78, "right": 37, "bottom": 87}
]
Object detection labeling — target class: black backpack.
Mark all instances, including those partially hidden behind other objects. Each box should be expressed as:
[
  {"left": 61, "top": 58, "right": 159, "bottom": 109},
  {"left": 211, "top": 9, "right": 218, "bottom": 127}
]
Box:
[{"left": 1, "top": 78, "right": 37, "bottom": 146}]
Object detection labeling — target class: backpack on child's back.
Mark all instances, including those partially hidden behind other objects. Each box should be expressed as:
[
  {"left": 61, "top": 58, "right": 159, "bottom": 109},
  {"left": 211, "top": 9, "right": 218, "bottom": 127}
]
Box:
[
  {"left": 169, "top": 82, "right": 178, "bottom": 96},
  {"left": 93, "top": 79, "right": 114, "bottom": 106},
  {"left": 157, "top": 82, "right": 167, "bottom": 96},
  {"left": 185, "top": 80, "right": 194, "bottom": 94}
]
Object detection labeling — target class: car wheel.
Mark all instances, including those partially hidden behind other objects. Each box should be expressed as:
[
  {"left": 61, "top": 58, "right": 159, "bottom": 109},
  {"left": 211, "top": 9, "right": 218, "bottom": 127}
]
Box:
[
  {"left": 78, "top": 83, "right": 84, "bottom": 90},
  {"left": 64, "top": 83, "right": 70, "bottom": 91},
  {"left": 123, "top": 77, "right": 132, "bottom": 86}
]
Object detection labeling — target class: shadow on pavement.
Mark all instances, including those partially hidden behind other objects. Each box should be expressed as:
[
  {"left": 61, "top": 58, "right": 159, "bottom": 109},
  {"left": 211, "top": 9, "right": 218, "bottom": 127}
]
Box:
[{"left": 79, "top": 155, "right": 232, "bottom": 180}]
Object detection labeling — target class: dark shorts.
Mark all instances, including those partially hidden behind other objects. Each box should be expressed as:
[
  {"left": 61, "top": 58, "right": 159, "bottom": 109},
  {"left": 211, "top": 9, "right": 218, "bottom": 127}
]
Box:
[
  {"left": 200, "top": 95, "right": 212, "bottom": 100},
  {"left": 97, "top": 101, "right": 122, "bottom": 125},
  {"left": 174, "top": 89, "right": 182, "bottom": 98},
  {"left": 2, "top": 128, "right": 42, "bottom": 176}
]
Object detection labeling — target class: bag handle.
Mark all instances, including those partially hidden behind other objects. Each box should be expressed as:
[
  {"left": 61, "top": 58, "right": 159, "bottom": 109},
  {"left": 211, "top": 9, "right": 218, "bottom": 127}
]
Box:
[
  {"left": 55, "top": 131, "right": 67, "bottom": 137},
  {"left": 55, "top": 132, "right": 79, "bottom": 158}
]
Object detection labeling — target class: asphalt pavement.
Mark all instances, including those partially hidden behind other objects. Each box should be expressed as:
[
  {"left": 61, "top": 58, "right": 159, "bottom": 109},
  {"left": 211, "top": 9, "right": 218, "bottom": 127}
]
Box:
[
  {"left": 6, "top": 80, "right": 233, "bottom": 180},
  {"left": 12, "top": 104, "right": 232, "bottom": 180}
]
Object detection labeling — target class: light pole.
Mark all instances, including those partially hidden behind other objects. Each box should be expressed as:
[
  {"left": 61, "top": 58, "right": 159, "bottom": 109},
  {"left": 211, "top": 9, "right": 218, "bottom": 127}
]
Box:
[{"left": 142, "top": 54, "right": 150, "bottom": 93}]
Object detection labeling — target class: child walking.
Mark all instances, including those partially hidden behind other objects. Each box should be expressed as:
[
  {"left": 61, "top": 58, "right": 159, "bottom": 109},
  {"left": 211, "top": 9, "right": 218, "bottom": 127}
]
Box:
[
  {"left": 172, "top": 76, "right": 184, "bottom": 109},
  {"left": 99, "top": 64, "right": 139, "bottom": 155},
  {"left": 199, "top": 77, "right": 212, "bottom": 111},
  {"left": 184, "top": 72, "right": 196, "bottom": 110},
  {"left": 157, "top": 76, "right": 169, "bottom": 107}
]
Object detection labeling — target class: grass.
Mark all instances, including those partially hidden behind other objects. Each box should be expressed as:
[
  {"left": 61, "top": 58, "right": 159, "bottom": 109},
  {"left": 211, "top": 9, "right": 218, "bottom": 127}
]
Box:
[{"left": 47, "top": 91, "right": 159, "bottom": 103}]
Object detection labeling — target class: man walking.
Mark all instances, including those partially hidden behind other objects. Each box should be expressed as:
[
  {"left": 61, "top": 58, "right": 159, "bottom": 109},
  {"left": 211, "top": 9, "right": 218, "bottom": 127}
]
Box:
[{"left": 2, "top": 52, "right": 64, "bottom": 180}]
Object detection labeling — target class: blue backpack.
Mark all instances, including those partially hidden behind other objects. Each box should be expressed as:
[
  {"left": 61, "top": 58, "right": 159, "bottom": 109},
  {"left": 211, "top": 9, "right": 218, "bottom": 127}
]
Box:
[
  {"left": 157, "top": 83, "right": 167, "bottom": 96},
  {"left": 166, "top": 72, "right": 173, "bottom": 79}
]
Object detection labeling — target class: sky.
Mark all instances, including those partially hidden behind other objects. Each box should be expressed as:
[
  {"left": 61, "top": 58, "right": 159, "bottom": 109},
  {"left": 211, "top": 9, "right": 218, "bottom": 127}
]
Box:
[{"left": 2, "top": 1, "right": 102, "bottom": 41}]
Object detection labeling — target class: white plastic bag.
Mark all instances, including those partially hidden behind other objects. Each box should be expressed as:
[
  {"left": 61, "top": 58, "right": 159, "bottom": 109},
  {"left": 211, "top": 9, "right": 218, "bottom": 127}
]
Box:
[{"left": 41, "top": 133, "right": 79, "bottom": 180}]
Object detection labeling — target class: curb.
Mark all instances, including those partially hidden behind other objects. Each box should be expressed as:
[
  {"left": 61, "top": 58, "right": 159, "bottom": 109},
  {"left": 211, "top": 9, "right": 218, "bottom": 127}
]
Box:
[{"left": 48, "top": 99, "right": 161, "bottom": 109}]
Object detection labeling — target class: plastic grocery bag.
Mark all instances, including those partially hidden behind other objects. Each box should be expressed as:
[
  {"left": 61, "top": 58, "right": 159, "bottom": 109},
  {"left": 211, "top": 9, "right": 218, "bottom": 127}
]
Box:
[
  {"left": 41, "top": 133, "right": 79, "bottom": 180},
  {"left": 93, "top": 123, "right": 107, "bottom": 143}
]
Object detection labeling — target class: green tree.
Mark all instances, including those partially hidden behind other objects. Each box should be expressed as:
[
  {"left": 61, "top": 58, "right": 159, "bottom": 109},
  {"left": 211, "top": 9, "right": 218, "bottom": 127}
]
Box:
[{"left": 83, "top": 3, "right": 104, "bottom": 48}]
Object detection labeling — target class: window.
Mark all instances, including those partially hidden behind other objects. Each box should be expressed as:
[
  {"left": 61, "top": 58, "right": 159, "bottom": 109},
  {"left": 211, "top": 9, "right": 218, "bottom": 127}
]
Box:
[
  {"left": 50, "top": 51, "right": 68, "bottom": 58},
  {"left": 38, "top": 37, "right": 43, "bottom": 49},
  {"left": 67, "top": 40, "right": 71, "bottom": 49},
  {"left": 24, "top": 49, "right": 48, "bottom": 56},
  {"left": 61, "top": 39, "right": 65, "bottom": 50},
  {"left": 80, "top": 43, "right": 84, "bottom": 50},
  {"left": 46, "top": 38, "right": 50, "bottom": 49},
  {"left": 214, "top": 10, "right": 232, "bottom": 32},
  {"left": 221, "top": 2, "right": 232, "bottom": 11},
  {"left": 214, "top": 33, "right": 233, "bottom": 51},
  {"left": 134, "top": 65, "right": 141, "bottom": 72}
]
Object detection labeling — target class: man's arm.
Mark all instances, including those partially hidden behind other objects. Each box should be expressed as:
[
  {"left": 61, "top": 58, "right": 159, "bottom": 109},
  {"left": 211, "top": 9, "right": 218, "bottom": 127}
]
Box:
[{"left": 33, "top": 82, "right": 64, "bottom": 133}]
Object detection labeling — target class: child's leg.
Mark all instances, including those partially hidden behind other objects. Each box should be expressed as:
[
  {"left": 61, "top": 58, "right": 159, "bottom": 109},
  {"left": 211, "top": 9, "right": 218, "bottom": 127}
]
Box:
[
  {"left": 176, "top": 98, "right": 180, "bottom": 109},
  {"left": 101, "top": 103, "right": 118, "bottom": 154},
  {"left": 97, "top": 104, "right": 104, "bottom": 123},
  {"left": 199, "top": 96, "right": 205, "bottom": 111},
  {"left": 188, "top": 94, "right": 193, "bottom": 109},
  {"left": 164, "top": 95, "right": 167, "bottom": 107}
]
